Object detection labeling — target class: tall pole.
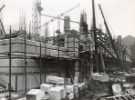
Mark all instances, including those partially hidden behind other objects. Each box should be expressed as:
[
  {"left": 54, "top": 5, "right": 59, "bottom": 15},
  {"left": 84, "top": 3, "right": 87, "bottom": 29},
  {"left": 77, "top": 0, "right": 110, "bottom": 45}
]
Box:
[
  {"left": 92, "top": 0, "right": 96, "bottom": 34},
  {"left": 40, "top": 41, "right": 42, "bottom": 84},
  {"left": 98, "top": 4, "right": 120, "bottom": 61},
  {"left": 24, "top": 30, "right": 27, "bottom": 93},
  {"left": 9, "top": 26, "right": 12, "bottom": 100},
  {"left": 92, "top": 0, "right": 99, "bottom": 72}
]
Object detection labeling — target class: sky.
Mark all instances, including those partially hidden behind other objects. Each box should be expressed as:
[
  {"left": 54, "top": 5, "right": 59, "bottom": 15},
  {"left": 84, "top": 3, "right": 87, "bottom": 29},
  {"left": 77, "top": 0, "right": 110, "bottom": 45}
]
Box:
[
  {"left": 81, "top": 0, "right": 135, "bottom": 37},
  {"left": 0, "top": 0, "right": 135, "bottom": 37}
]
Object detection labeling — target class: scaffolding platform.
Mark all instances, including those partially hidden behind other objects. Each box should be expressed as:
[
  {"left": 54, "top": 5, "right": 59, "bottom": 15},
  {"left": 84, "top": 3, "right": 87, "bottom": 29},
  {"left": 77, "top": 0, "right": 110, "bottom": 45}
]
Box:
[{"left": 0, "top": 37, "right": 78, "bottom": 59}]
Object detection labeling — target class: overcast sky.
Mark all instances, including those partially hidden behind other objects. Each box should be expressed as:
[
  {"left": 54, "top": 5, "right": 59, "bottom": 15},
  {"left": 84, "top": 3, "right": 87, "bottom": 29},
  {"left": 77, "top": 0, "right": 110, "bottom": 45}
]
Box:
[{"left": 1, "top": 0, "right": 135, "bottom": 37}]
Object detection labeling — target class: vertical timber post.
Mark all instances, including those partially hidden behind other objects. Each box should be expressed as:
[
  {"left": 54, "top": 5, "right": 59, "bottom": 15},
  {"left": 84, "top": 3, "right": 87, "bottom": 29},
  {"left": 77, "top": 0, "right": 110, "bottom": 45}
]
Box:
[
  {"left": 92, "top": 0, "right": 99, "bottom": 72},
  {"left": 9, "top": 26, "right": 12, "bottom": 100},
  {"left": 74, "top": 60, "right": 79, "bottom": 98},
  {"left": 73, "top": 37, "right": 75, "bottom": 57},
  {"left": 24, "top": 30, "right": 27, "bottom": 93},
  {"left": 44, "top": 38, "right": 47, "bottom": 83},
  {"left": 64, "top": 61, "right": 67, "bottom": 90},
  {"left": 74, "top": 61, "right": 79, "bottom": 84},
  {"left": 40, "top": 41, "right": 42, "bottom": 84},
  {"left": 58, "top": 35, "right": 60, "bottom": 58},
  {"left": 89, "top": 39, "right": 92, "bottom": 79}
]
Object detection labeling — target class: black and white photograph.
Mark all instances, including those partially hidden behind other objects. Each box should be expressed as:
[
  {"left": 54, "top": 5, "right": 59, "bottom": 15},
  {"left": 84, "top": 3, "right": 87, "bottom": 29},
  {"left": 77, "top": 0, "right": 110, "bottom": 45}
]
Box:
[{"left": 0, "top": 0, "right": 134, "bottom": 100}]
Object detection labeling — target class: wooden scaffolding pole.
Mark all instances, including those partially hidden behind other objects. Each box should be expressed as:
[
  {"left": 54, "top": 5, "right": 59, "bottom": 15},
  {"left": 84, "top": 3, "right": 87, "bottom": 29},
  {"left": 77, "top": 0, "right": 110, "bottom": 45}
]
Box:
[
  {"left": 24, "top": 30, "right": 27, "bottom": 93},
  {"left": 8, "top": 26, "right": 12, "bottom": 100}
]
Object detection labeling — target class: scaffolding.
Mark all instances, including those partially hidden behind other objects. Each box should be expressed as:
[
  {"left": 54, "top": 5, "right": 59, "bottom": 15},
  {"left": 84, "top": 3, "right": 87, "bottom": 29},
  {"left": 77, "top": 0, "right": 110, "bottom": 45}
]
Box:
[
  {"left": 0, "top": 27, "right": 127, "bottom": 100},
  {"left": 0, "top": 27, "right": 80, "bottom": 99}
]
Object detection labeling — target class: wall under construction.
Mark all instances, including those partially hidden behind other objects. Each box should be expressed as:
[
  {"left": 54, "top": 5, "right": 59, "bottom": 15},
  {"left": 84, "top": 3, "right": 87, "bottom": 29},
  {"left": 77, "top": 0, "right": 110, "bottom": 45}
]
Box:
[{"left": 0, "top": 34, "right": 79, "bottom": 95}]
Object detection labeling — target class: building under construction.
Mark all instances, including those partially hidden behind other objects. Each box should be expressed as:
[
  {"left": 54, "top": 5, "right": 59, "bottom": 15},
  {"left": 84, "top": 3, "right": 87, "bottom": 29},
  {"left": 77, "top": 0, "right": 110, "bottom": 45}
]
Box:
[{"left": 0, "top": 0, "right": 134, "bottom": 100}]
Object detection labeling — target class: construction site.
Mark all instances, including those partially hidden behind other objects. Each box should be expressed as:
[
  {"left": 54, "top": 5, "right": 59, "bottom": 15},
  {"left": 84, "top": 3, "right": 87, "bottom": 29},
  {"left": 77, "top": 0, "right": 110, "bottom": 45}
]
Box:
[{"left": 0, "top": 0, "right": 134, "bottom": 100}]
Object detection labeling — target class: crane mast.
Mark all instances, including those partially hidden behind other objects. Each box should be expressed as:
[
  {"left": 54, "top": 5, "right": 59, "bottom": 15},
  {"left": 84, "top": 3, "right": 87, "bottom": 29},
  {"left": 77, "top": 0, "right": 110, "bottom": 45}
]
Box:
[
  {"left": 92, "top": 0, "right": 99, "bottom": 72},
  {"left": 32, "top": 0, "right": 43, "bottom": 37},
  {"left": 98, "top": 4, "right": 120, "bottom": 60}
]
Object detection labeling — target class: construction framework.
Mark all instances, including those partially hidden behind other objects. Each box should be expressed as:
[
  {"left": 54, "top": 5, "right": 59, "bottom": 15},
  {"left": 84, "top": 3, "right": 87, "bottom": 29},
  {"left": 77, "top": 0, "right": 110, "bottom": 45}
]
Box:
[
  {"left": 0, "top": 27, "right": 80, "bottom": 99},
  {"left": 0, "top": 1, "right": 129, "bottom": 100},
  {"left": 0, "top": 25, "right": 128, "bottom": 100}
]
